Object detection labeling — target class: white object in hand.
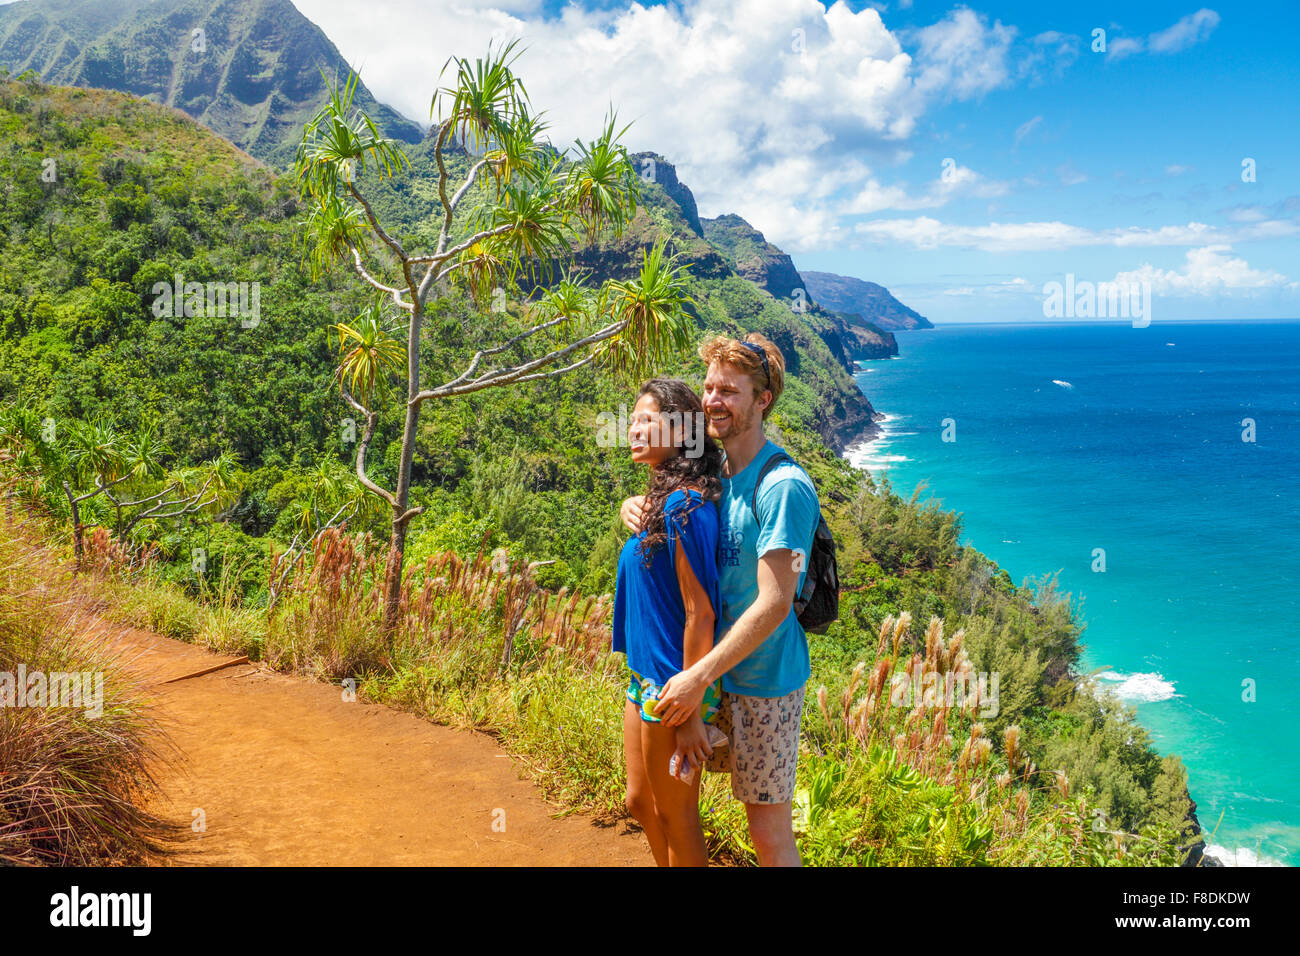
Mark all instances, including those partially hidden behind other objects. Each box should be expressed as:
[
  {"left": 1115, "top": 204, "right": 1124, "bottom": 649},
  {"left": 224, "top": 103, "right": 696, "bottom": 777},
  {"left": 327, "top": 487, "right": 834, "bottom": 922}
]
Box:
[{"left": 669, "top": 753, "right": 695, "bottom": 784}]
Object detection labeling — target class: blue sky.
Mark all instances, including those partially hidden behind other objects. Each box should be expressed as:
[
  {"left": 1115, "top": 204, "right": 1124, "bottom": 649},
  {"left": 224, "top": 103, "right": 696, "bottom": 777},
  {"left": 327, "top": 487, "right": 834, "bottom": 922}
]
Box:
[
  {"left": 19, "top": 0, "right": 1293, "bottom": 324},
  {"left": 794, "top": 1, "right": 1300, "bottom": 323}
]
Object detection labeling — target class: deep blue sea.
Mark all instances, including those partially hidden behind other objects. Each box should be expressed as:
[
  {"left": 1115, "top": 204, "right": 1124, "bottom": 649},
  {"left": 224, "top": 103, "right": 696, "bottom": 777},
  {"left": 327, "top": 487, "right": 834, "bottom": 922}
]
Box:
[{"left": 847, "top": 319, "right": 1299, "bottom": 866}]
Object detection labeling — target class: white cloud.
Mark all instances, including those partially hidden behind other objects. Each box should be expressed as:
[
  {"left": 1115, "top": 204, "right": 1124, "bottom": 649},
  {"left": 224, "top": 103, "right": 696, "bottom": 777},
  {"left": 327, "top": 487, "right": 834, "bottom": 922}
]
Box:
[
  {"left": 943, "top": 276, "right": 1033, "bottom": 296},
  {"left": 1056, "top": 164, "right": 1088, "bottom": 186},
  {"left": 844, "top": 161, "right": 1010, "bottom": 215},
  {"left": 290, "top": 0, "right": 1033, "bottom": 250},
  {"left": 853, "top": 217, "right": 1298, "bottom": 252},
  {"left": 1105, "top": 8, "right": 1220, "bottom": 61},
  {"left": 1013, "top": 114, "right": 1042, "bottom": 148},
  {"left": 1106, "top": 36, "right": 1144, "bottom": 60},
  {"left": 908, "top": 7, "right": 1017, "bottom": 100},
  {"left": 1148, "top": 9, "right": 1221, "bottom": 54},
  {"left": 1114, "top": 245, "right": 1292, "bottom": 296},
  {"left": 1020, "top": 30, "right": 1080, "bottom": 80}
]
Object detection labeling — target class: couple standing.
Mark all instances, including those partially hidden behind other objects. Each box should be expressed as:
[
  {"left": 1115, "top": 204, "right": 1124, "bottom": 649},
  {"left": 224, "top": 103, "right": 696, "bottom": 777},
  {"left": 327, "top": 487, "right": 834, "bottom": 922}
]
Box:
[{"left": 611, "top": 333, "right": 820, "bottom": 867}]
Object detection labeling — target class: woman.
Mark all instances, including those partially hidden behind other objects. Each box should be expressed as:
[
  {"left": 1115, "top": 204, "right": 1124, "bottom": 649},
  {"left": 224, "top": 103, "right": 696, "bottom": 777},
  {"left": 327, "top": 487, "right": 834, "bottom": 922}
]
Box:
[{"left": 611, "top": 378, "right": 724, "bottom": 867}]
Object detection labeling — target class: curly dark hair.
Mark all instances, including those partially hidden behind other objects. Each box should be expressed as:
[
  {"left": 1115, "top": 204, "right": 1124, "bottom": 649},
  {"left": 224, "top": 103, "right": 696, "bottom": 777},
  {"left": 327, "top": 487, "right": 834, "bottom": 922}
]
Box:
[{"left": 634, "top": 378, "right": 723, "bottom": 569}]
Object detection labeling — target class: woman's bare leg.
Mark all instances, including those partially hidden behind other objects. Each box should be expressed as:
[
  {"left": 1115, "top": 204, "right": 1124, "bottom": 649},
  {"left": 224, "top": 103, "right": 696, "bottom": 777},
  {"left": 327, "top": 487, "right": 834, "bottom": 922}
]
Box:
[
  {"left": 624, "top": 699, "right": 669, "bottom": 865},
  {"left": 642, "top": 720, "right": 708, "bottom": 866}
]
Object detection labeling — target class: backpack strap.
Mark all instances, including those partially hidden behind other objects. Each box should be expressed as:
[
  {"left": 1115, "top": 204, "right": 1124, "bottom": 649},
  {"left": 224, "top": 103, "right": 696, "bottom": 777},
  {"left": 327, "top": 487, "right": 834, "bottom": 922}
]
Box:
[
  {"left": 749, "top": 451, "right": 819, "bottom": 615},
  {"left": 750, "top": 451, "right": 797, "bottom": 521}
]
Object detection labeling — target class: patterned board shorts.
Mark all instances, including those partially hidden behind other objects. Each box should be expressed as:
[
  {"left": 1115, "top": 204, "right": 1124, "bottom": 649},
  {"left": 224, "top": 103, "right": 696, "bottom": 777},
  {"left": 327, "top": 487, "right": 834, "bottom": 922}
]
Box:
[
  {"left": 627, "top": 670, "right": 723, "bottom": 725},
  {"left": 703, "top": 686, "right": 806, "bottom": 805}
]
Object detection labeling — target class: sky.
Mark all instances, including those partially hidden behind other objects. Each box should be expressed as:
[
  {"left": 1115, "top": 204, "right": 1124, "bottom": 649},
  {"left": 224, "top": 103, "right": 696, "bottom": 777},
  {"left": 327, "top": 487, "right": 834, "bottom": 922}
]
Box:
[{"left": 20, "top": 0, "right": 1299, "bottom": 324}]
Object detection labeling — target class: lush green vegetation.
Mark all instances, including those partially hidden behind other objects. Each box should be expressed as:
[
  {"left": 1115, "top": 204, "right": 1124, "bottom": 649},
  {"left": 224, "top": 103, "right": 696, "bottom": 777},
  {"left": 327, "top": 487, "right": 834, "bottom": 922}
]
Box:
[{"left": 0, "top": 74, "right": 1208, "bottom": 865}]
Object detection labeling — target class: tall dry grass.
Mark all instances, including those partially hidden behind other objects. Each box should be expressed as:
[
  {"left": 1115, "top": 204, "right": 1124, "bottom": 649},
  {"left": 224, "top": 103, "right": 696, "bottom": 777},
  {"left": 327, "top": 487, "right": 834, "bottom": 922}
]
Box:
[
  {"left": 807, "top": 612, "right": 1184, "bottom": 865},
  {"left": 0, "top": 511, "right": 179, "bottom": 865},
  {"left": 266, "top": 529, "right": 611, "bottom": 680}
]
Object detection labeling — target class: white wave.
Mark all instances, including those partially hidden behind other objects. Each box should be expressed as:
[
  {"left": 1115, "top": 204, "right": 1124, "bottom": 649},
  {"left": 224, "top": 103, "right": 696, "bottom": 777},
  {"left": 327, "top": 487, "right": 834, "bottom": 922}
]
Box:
[
  {"left": 843, "top": 413, "right": 913, "bottom": 473},
  {"left": 1052, "top": 379, "right": 1074, "bottom": 389},
  {"left": 1095, "top": 670, "right": 1179, "bottom": 702},
  {"left": 844, "top": 445, "right": 910, "bottom": 471},
  {"left": 1203, "top": 844, "right": 1286, "bottom": 867}
]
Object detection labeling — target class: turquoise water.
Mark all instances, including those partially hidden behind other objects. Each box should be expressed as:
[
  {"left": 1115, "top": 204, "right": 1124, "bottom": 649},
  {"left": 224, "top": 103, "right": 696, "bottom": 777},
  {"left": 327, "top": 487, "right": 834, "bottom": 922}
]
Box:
[{"left": 847, "top": 320, "right": 1299, "bottom": 866}]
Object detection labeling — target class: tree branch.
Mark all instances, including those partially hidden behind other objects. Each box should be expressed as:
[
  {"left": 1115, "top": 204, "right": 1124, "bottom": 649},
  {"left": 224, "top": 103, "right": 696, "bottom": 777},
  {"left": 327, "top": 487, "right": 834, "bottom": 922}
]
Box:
[
  {"left": 349, "top": 243, "right": 412, "bottom": 310},
  {"left": 448, "top": 157, "right": 490, "bottom": 222},
  {"left": 434, "top": 120, "right": 456, "bottom": 257},
  {"left": 510, "top": 352, "right": 597, "bottom": 384},
  {"left": 117, "top": 473, "right": 217, "bottom": 539},
  {"left": 341, "top": 392, "right": 396, "bottom": 507},
  {"left": 72, "top": 472, "right": 129, "bottom": 504},
  {"left": 412, "top": 316, "right": 625, "bottom": 402},
  {"left": 347, "top": 180, "right": 416, "bottom": 295},
  {"left": 268, "top": 498, "right": 359, "bottom": 610}
]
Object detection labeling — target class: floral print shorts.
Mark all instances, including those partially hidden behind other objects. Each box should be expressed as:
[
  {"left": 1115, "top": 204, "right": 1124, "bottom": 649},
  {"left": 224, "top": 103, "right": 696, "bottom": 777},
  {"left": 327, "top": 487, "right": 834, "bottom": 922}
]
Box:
[
  {"left": 703, "top": 686, "right": 805, "bottom": 805},
  {"left": 627, "top": 670, "right": 723, "bottom": 725}
]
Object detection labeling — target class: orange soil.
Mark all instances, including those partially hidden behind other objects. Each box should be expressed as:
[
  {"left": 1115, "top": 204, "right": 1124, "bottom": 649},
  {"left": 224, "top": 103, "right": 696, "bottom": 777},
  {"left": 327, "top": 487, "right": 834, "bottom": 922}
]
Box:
[{"left": 105, "top": 624, "right": 653, "bottom": 866}]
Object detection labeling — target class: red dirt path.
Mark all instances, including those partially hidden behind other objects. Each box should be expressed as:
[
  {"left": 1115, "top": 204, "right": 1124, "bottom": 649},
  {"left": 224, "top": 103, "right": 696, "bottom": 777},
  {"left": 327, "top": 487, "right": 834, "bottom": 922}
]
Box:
[{"left": 104, "top": 624, "right": 653, "bottom": 866}]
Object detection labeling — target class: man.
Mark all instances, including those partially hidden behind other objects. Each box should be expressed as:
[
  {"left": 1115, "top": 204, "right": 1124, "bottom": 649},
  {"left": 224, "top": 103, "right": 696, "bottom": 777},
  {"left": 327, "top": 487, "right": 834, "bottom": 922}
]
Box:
[{"left": 619, "top": 332, "right": 820, "bottom": 866}]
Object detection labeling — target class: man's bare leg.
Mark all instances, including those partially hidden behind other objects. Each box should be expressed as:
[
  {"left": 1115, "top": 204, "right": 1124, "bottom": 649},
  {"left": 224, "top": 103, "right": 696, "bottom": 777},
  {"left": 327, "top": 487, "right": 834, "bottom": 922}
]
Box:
[{"left": 745, "top": 801, "right": 801, "bottom": 867}]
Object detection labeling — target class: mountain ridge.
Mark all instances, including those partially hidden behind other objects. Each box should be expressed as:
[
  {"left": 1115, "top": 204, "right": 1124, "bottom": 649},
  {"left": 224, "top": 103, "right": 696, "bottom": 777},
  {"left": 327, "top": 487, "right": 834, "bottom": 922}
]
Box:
[
  {"left": 802, "top": 269, "right": 934, "bottom": 331},
  {"left": 0, "top": 0, "right": 423, "bottom": 166},
  {"left": 698, "top": 210, "right": 900, "bottom": 363}
]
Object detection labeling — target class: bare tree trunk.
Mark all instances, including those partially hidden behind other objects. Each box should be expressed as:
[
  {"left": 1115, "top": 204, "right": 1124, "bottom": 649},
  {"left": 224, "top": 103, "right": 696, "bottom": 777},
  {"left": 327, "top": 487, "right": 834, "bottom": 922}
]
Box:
[
  {"left": 62, "top": 480, "right": 84, "bottom": 568},
  {"left": 380, "top": 302, "right": 426, "bottom": 636},
  {"left": 381, "top": 520, "right": 408, "bottom": 633}
]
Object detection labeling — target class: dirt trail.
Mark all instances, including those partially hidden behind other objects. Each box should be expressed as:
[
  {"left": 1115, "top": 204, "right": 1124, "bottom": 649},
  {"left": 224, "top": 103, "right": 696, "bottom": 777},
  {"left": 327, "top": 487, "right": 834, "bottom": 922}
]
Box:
[{"left": 104, "top": 624, "right": 652, "bottom": 866}]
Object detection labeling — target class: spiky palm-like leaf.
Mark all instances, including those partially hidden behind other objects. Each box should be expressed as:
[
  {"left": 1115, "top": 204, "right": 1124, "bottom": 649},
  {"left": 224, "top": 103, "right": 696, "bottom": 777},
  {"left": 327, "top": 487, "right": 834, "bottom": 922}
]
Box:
[
  {"left": 451, "top": 241, "right": 510, "bottom": 312},
  {"left": 331, "top": 301, "right": 407, "bottom": 406},
  {"left": 531, "top": 271, "right": 595, "bottom": 342},
  {"left": 484, "top": 110, "right": 553, "bottom": 191},
  {"left": 433, "top": 39, "right": 530, "bottom": 154},
  {"left": 301, "top": 191, "right": 370, "bottom": 279},
  {"left": 596, "top": 238, "right": 695, "bottom": 381},
  {"left": 475, "top": 182, "right": 569, "bottom": 287},
  {"left": 565, "top": 110, "right": 639, "bottom": 244},
  {"left": 295, "top": 70, "right": 410, "bottom": 202},
  {"left": 67, "top": 417, "right": 125, "bottom": 487},
  {"left": 120, "top": 421, "right": 169, "bottom": 485}
]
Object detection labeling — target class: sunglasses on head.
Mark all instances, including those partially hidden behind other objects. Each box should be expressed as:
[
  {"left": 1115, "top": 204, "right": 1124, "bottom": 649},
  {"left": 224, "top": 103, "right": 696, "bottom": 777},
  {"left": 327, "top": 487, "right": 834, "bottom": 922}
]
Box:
[{"left": 741, "top": 341, "right": 771, "bottom": 390}]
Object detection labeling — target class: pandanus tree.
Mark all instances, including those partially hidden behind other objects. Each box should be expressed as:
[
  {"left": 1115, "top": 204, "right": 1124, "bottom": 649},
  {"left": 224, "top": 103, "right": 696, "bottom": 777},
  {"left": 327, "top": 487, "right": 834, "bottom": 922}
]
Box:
[
  {"left": 293, "top": 42, "right": 696, "bottom": 634},
  {"left": 0, "top": 405, "right": 239, "bottom": 565},
  {"left": 268, "top": 460, "right": 381, "bottom": 610}
]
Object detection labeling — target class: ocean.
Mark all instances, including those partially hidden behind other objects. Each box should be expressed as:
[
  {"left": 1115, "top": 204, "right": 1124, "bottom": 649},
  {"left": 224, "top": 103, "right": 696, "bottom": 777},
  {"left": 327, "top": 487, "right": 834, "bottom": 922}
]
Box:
[{"left": 845, "top": 319, "right": 1299, "bottom": 867}]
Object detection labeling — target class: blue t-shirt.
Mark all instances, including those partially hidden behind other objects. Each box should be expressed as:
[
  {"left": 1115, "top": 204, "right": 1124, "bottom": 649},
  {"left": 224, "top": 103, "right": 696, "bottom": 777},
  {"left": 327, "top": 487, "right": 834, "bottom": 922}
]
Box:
[
  {"left": 611, "top": 488, "right": 721, "bottom": 685},
  {"left": 717, "top": 441, "right": 819, "bottom": 697}
]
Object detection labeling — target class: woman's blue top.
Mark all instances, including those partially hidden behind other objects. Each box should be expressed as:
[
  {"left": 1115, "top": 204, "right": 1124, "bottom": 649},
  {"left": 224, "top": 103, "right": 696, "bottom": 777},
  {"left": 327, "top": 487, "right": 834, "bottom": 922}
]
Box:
[{"left": 611, "top": 488, "right": 721, "bottom": 684}]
